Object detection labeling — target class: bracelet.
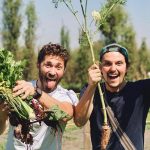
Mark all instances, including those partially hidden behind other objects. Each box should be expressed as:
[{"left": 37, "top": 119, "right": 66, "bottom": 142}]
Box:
[{"left": 33, "top": 87, "right": 42, "bottom": 99}]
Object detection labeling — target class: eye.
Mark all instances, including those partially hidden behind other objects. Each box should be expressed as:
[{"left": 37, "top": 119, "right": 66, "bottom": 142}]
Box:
[
  {"left": 56, "top": 65, "right": 63, "bottom": 70},
  {"left": 102, "top": 61, "right": 111, "bottom": 67},
  {"left": 44, "top": 62, "right": 52, "bottom": 68},
  {"left": 116, "top": 61, "right": 123, "bottom": 66}
]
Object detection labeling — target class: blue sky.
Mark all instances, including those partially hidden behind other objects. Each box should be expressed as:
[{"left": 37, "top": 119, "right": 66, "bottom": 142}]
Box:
[
  {"left": 1, "top": 0, "right": 150, "bottom": 49},
  {"left": 32, "top": 0, "right": 150, "bottom": 49}
]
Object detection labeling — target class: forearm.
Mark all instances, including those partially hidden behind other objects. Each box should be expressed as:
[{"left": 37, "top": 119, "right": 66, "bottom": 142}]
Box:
[
  {"left": 38, "top": 92, "right": 73, "bottom": 119},
  {"left": 74, "top": 84, "right": 96, "bottom": 127}
]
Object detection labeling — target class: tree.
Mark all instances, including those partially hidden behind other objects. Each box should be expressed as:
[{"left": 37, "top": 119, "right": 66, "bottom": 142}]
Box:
[
  {"left": 60, "top": 50, "right": 78, "bottom": 91},
  {"left": 137, "top": 38, "right": 150, "bottom": 79},
  {"left": 61, "top": 30, "right": 92, "bottom": 91},
  {"left": 23, "top": 0, "right": 38, "bottom": 80},
  {"left": 74, "top": 31, "right": 91, "bottom": 89},
  {"left": 60, "top": 25, "right": 70, "bottom": 51},
  {"left": 2, "top": 0, "right": 22, "bottom": 57}
]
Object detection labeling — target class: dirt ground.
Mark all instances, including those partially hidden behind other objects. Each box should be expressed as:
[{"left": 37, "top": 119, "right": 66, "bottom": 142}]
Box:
[{"left": 62, "top": 127, "right": 150, "bottom": 150}]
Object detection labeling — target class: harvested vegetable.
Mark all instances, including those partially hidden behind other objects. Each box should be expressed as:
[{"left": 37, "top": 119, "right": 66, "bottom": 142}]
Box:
[
  {"left": 0, "top": 48, "right": 35, "bottom": 120},
  {"left": 0, "top": 48, "right": 37, "bottom": 144},
  {"left": 100, "top": 124, "right": 111, "bottom": 150}
]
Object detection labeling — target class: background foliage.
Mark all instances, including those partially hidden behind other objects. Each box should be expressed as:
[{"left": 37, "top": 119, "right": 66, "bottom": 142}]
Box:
[{"left": 0, "top": 0, "right": 150, "bottom": 91}]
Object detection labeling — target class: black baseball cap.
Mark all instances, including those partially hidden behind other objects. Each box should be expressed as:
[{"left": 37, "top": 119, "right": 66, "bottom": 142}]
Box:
[{"left": 100, "top": 43, "right": 129, "bottom": 64}]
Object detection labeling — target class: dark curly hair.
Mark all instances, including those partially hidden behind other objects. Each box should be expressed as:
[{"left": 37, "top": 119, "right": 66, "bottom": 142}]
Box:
[{"left": 37, "top": 43, "right": 70, "bottom": 68}]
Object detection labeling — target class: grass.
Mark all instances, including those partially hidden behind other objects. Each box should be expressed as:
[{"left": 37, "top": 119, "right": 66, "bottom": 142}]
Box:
[
  {"left": 0, "top": 142, "right": 6, "bottom": 150},
  {"left": 63, "top": 119, "right": 81, "bottom": 140},
  {"left": 146, "top": 111, "right": 150, "bottom": 129},
  {"left": 147, "top": 111, "right": 150, "bottom": 121},
  {"left": 65, "top": 119, "right": 81, "bottom": 132}
]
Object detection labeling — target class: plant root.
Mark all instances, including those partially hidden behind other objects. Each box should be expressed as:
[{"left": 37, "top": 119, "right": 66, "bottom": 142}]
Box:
[{"left": 100, "top": 124, "right": 111, "bottom": 150}]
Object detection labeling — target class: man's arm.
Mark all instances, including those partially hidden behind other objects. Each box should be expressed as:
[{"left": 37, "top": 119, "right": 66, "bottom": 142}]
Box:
[
  {"left": 13, "top": 81, "right": 74, "bottom": 121},
  {"left": 74, "top": 64, "right": 101, "bottom": 127},
  {"left": 74, "top": 84, "right": 96, "bottom": 127},
  {"left": 38, "top": 92, "right": 73, "bottom": 121}
]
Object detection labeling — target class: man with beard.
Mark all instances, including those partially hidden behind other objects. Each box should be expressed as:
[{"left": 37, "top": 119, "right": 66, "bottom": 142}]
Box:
[
  {"left": 0, "top": 43, "right": 78, "bottom": 150},
  {"left": 74, "top": 43, "right": 150, "bottom": 150}
]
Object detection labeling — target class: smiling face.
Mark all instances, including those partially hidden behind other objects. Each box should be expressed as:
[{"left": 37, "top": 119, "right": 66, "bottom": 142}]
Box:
[
  {"left": 38, "top": 55, "right": 65, "bottom": 92},
  {"left": 100, "top": 51, "right": 128, "bottom": 92}
]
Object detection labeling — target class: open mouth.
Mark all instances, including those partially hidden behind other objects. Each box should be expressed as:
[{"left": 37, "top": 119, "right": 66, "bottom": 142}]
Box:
[
  {"left": 46, "top": 73, "right": 57, "bottom": 81},
  {"left": 108, "top": 73, "right": 119, "bottom": 80}
]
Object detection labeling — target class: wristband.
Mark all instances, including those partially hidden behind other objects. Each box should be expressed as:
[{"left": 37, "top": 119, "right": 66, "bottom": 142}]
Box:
[{"left": 33, "top": 87, "right": 42, "bottom": 99}]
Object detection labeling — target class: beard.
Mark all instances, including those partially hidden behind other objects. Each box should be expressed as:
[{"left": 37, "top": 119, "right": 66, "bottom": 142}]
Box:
[{"left": 38, "top": 70, "right": 62, "bottom": 92}]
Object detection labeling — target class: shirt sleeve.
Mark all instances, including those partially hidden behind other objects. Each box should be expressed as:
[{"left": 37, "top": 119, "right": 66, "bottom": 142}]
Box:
[
  {"left": 50, "top": 87, "right": 79, "bottom": 106},
  {"left": 66, "top": 90, "right": 79, "bottom": 106}
]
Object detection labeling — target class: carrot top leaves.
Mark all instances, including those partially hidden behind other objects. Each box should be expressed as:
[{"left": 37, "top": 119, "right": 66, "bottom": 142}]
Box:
[{"left": 0, "top": 48, "right": 25, "bottom": 88}]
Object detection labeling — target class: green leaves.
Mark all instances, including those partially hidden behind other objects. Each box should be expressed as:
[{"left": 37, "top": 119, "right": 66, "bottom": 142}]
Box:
[
  {"left": 95, "top": 0, "right": 127, "bottom": 28},
  {"left": 0, "top": 48, "right": 25, "bottom": 88},
  {"left": 46, "top": 105, "right": 70, "bottom": 121},
  {"left": 0, "top": 48, "right": 35, "bottom": 120}
]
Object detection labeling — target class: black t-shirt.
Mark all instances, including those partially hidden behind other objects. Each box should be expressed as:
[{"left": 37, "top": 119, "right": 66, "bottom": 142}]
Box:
[{"left": 80, "top": 79, "right": 150, "bottom": 150}]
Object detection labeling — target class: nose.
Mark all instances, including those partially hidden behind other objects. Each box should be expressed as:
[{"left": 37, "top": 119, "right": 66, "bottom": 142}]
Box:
[
  {"left": 49, "top": 67, "right": 56, "bottom": 75},
  {"left": 110, "top": 64, "right": 117, "bottom": 71},
  {"left": 46, "top": 67, "right": 57, "bottom": 79}
]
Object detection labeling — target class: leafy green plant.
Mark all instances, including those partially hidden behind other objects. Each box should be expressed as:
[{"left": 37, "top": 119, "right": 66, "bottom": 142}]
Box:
[
  {"left": 0, "top": 48, "right": 37, "bottom": 145},
  {"left": 0, "top": 48, "right": 35, "bottom": 120}
]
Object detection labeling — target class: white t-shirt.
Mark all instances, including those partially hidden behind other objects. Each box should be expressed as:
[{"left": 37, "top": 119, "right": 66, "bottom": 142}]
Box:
[{"left": 6, "top": 84, "right": 78, "bottom": 150}]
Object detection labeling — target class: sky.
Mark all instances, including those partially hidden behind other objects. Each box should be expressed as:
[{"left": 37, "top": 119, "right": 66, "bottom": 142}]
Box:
[
  {"left": 1, "top": 0, "right": 150, "bottom": 50},
  {"left": 34, "top": 0, "right": 150, "bottom": 49}
]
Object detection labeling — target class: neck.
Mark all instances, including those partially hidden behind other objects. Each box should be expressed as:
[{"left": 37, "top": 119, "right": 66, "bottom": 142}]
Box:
[
  {"left": 36, "top": 79, "right": 41, "bottom": 89},
  {"left": 105, "top": 81, "right": 127, "bottom": 93}
]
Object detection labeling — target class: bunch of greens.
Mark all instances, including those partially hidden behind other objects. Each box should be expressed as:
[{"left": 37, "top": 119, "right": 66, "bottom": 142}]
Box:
[{"left": 0, "top": 48, "right": 35, "bottom": 120}]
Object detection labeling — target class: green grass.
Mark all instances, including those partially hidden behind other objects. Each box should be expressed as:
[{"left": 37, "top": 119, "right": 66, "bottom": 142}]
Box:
[
  {"left": 0, "top": 142, "right": 6, "bottom": 150},
  {"left": 147, "top": 111, "right": 150, "bottom": 121},
  {"left": 146, "top": 111, "right": 150, "bottom": 129}
]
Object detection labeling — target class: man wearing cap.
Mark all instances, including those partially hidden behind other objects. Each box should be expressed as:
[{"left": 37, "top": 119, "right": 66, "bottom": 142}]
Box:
[{"left": 74, "top": 43, "right": 150, "bottom": 150}]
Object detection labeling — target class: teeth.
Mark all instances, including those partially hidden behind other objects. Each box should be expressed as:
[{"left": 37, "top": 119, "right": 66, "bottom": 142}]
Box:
[
  {"left": 108, "top": 73, "right": 118, "bottom": 78},
  {"left": 108, "top": 74, "right": 117, "bottom": 77}
]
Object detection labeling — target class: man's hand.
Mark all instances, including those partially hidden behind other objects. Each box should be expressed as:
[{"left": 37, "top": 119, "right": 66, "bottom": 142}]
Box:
[
  {"left": 13, "top": 80, "right": 35, "bottom": 99},
  {"left": 88, "top": 63, "right": 102, "bottom": 86}
]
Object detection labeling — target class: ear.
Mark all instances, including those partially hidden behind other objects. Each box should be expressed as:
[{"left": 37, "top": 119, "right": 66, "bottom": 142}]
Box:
[
  {"left": 125, "top": 64, "right": 129, "bottom": 76},
  {"left": 126, "top": 63, "right": 130, "bottom": 72}
]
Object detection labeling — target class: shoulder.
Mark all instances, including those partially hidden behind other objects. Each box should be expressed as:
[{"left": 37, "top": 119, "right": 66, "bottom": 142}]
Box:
[
  {"left": 29, "top": 80, "right": 36, "bottom": 87},
  {"left": 127, "top": 79, "right": 150, "bottom": 89},
  {"left": 52, "top": 85, "right": 79, "bottom": 105},
  {"left": 122, "top": 80, "right": 150, "bottom": 99}
]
